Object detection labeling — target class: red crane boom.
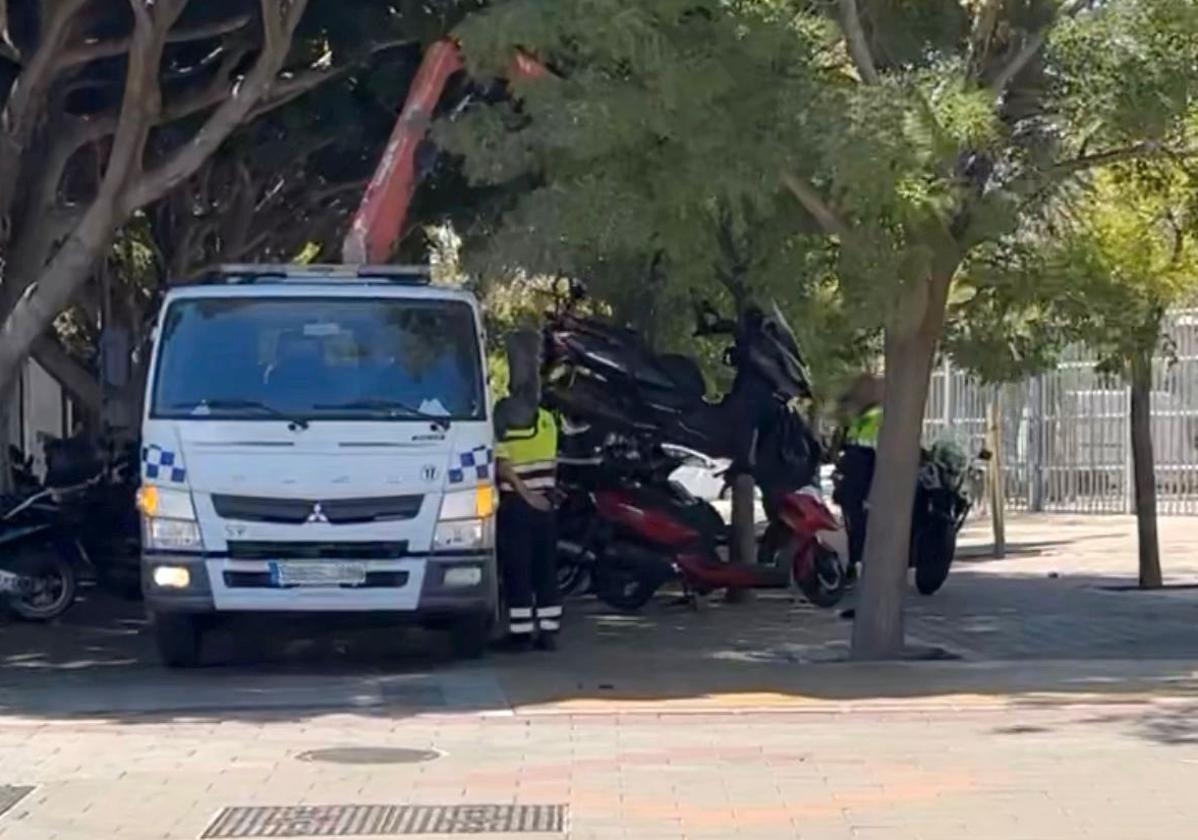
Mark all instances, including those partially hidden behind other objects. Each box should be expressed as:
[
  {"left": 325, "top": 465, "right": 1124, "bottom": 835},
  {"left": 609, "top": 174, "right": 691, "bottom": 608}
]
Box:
[{"left": 343, "top": 40, "right": 546, "bottom": 265}]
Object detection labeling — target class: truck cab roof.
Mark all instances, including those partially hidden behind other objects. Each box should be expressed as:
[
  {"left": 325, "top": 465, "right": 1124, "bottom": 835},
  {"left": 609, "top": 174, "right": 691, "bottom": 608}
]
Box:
[{"left": 165, "top": 265, "right": 477, "bottom": 305}]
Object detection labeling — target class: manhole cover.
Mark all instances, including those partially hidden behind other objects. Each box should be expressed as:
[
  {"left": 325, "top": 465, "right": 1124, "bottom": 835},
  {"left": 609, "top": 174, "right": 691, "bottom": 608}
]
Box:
[
  {"left": 202, "top": 804, "right": 567, "bottom": 837},
  {"left": 296, "top": 747, "right": 441, "bottom": 765},
  {"left": 0, "top": 786, "right": 33, "bottom": 819}
]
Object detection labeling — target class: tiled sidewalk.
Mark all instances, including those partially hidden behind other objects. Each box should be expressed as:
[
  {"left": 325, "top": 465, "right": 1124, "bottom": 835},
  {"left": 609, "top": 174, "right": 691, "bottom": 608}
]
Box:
[{"left": 2, "top": 700, "right": 1197, "bottom": 839}]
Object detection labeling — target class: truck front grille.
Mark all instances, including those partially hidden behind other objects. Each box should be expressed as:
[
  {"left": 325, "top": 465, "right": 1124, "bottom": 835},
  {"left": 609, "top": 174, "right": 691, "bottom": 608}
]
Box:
[
  {"left": 223, "top": 570, "right": 410, "bottom": 589},
  {"left": 213, "top": 494, "right": 423, "bottom": 525},
  {"left": 227, "top": 541, "right": 410, "bottom": 560}
]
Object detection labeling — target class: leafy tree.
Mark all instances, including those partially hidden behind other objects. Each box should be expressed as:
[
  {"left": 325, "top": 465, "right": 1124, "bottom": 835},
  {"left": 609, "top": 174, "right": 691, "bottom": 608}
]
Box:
[
  {"left": 953, "top": 161, "right": 1198, "bottom": 589},
  {"left": 440, "top": 0, "right": 1198, "bottom": 657},
  {"left": 0, "top": 0, "right": 471, "bottom": 477}
]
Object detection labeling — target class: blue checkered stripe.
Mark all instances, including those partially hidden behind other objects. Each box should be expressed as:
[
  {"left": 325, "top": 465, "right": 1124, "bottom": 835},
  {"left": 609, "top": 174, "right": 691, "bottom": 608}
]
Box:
[
  {"left": 142, "top": 444, "right": 187, "bottom": 484},
  {"left": 448, "top": 446, "right": 494, "bottom": 484}
]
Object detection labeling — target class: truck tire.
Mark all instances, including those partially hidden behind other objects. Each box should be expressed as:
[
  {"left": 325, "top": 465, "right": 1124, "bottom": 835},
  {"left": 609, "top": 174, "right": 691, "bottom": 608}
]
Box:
[
  {"left": 449, "top": 614, "right": 490, "bottom": 659},
  {"left": 153, "top": 613, "right": 203, "bottom": 668}
]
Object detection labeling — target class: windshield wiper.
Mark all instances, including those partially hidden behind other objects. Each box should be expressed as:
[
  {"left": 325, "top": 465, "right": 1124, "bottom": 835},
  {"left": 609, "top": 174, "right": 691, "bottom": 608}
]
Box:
[
  {"left": 316, "top": 399, "right": 452, "bottom": 430},
  {"left": 171, "top": 399, "right": 310, "bottom": 430}
]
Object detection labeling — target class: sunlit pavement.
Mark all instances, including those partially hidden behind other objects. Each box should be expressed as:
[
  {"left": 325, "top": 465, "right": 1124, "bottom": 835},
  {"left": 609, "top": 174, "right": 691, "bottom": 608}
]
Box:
[{"left": 4, "top": 514, "right": 1198, "bottom": 837}]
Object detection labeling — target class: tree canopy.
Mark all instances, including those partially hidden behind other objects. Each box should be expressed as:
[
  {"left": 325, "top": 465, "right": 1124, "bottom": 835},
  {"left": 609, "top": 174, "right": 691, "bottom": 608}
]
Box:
[{"left": 441, "top": 0, "right": 1198, "bottom": 656}]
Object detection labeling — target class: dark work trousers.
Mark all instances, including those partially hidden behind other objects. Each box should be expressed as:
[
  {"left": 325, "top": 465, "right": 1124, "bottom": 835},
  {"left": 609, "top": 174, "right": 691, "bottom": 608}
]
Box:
[
  {"left": 833, "top": 445, "right": 877, "bottom": 569},
  {"left": 497, "top": 492, "right": 562, "bottom": 636}
]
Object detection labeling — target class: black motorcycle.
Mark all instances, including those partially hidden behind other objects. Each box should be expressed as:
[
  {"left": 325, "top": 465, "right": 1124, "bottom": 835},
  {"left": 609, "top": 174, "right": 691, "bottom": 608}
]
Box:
[
  {"left": 0, "top": 474, "right": 86, "bottom": 622},
  {"left": 62, "top": 437, "right": 142, "bottom": 599},
  {"left": 543, "top": 290, "right": 821, "bottom": 495},
  {"left": 834, "top": 441, "right": 989, "bottom": 595}
]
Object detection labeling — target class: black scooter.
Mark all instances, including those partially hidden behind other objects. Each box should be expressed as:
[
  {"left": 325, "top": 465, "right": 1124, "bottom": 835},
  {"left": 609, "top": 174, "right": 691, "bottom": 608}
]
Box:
[
  {"left": 543, "top": 289, "right": 820, "bottom": 494},
  {"left": 0, "top": 469, "right": 87, "bottom": 622}
]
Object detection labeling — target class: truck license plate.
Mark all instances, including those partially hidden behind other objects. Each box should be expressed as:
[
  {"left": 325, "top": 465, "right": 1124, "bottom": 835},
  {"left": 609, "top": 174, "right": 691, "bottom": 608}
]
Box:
[{"left": 270, "top": 562, "right": 367, "bottom": 588}]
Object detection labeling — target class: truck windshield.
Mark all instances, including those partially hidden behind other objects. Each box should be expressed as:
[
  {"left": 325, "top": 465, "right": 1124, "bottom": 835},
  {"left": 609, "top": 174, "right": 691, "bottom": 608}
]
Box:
[{"left": 151, "top": 297, "right": 485, "bottom": 422}]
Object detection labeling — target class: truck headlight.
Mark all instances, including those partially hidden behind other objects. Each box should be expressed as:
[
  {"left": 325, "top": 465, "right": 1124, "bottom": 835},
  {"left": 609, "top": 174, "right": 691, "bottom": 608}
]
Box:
[
  {"left": 433, "top": 518, "right": 492, "bottom": 551},
  {"left": 137, "top": 485, "right": 195, "bottom": 519},
  {"left": 434, "top": 485, "right": 495, "bottom": 551},
  {"left": 145, "top": 518, "right": 203, "bottom": 551},
  {"left": 138, "top": 485, "right": 202, "bottom": 551},
  {"left": 438, "top": 485, "right": 495, "bottom": 521}
]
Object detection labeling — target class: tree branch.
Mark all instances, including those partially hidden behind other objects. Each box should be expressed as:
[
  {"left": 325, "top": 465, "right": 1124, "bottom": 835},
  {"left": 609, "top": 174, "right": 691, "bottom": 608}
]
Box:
[
  {"left": 1051, "top": 141, "right": 1171, "bottom": 176},
  {"left": 31, "top": 332, "right": 101, "bottom": 413},
  {"left": 246, "top": 67, "right": 343, "bottom": 120},
  {"left": 781, "top": 171, "right": 851, "bottom": 240},
  {"left": 837, "top": 0, "right": 878, "bottom": 85},
  {"left": 0, "top": 0, "right": 18, "bottom": 63},
  {"left": 61, "top": 13, "right": 254, "bottom": 68},
  {"left": 0, "top": 0, "right": 90, "bottom": 238},
  {"left": 120, "top": 0, "right": 313, "bottom": 212},
  {"left": 989, "top": 0, "right": 1098, "bottom": 96},
  {"left": 0, "top": 0, "right": 186, "bottom": 398}
]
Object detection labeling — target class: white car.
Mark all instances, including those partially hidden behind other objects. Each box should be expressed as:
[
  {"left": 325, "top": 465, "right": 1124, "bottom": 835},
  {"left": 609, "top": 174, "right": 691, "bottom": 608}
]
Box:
[{"left": 661, "top": 444, "right": 729, "bottom": 501}]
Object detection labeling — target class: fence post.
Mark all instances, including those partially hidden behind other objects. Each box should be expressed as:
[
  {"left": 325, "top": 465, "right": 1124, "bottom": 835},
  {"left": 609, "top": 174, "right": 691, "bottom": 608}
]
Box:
[
  {"left": 942, "top": 357, "right": 952, "bottom": 433},
  {"left": 1124, "top": 382, "right": 1136, "bottom": 515},
  {"left": 987, "top": 389, "right": 1007, "bottom": 557},
  {"left": 1029, "top": 375, "right": 1043, "bottom": 512}
]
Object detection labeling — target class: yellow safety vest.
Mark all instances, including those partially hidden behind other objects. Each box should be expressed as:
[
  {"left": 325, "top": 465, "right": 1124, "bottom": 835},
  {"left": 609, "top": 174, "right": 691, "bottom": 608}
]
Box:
[
  {"left": 496, "top": 408, "right": 558, "bottom": 492},
  {"left": 846, "top": 406, "right": 882, "bottom": 447}
]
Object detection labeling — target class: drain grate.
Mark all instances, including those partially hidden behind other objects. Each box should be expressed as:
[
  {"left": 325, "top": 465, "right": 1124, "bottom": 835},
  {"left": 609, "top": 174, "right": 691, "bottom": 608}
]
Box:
[
  {"left": 296, "top": 747, "right": 441, "bottom": 765},
  {"left": 202, "top": 804, "right": 567, "bottom": 837},
  {"left": 0, "top": 786, "right": 33, "bottom": 819}
]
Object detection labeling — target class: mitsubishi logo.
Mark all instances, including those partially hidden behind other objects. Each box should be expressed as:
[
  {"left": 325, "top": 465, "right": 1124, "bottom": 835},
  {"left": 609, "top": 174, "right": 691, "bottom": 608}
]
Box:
[{"left": 306, "top": 502, "right": 330, "bottom": 524}]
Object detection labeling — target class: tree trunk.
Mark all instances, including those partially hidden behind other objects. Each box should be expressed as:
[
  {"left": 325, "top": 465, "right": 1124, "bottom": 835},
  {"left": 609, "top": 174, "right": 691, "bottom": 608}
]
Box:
[
  {"left": 1130, "top": 350, "right": 1162, "bottom": 589},
  {"left": 851, "top": 262, "right": 956, "bottom": 660},
  {"left": 730, "top": 472, "right": 757, "bottom": 565}
]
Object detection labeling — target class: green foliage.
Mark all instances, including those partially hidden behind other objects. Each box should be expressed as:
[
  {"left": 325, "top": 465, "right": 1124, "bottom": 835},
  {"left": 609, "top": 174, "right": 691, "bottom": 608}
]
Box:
[
  {"left": 440, "top": 0, "right": 1198, "bottom": 397},
  {"left": 948, "top": 161, "right": 1198, "bottom": 380}
]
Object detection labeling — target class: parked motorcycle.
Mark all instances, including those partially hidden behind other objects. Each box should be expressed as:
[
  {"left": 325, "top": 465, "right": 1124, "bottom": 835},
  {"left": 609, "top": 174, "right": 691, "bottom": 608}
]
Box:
[
  {"left": 60, "top": 437, "right": 142, "bottom": 599},
  {"left": 0, "top": 473, "right": 87, "bottom": 622},
  {"left": 833, "top": 440, "right": 989, "bottom": 595},
  {"left": 557, "top": 433, "right": 846, "bottom": 609},
  {"left": 543, "top": 286, "right": 820, "bottom": 492},
  {"left": 556, "top": 433, "right": 722, "bottom": 609}
]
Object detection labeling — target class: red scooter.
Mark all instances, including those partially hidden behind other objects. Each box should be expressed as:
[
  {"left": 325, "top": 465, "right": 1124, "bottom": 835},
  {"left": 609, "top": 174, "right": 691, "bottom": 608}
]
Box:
[{"left": 558, "top": 439, "right": 846, "bottom": 609}]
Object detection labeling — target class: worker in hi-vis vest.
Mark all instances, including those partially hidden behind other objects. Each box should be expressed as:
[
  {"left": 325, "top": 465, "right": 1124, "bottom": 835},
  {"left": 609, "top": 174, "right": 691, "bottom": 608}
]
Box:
[
  {"left": 833, "top": 373, "right": 884, "bottom": 577},
  {"left": 493, "top": 330, "right": 562, "bottom": 650}
]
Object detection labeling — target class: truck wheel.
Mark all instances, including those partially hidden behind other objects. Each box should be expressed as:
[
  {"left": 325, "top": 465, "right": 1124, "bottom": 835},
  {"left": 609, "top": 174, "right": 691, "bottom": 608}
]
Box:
[
  {"left": 153, "top": 613, "right": 204, "bottom": 668},
  {"left": 449, "top": 615, "right": 490, "bottom": 659}
]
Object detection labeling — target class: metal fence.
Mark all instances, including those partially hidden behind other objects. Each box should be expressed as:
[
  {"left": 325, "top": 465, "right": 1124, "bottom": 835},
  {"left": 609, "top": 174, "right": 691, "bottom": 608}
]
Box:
[{"left": 923, "top": 308, "right": 1198, "bottom": 515}]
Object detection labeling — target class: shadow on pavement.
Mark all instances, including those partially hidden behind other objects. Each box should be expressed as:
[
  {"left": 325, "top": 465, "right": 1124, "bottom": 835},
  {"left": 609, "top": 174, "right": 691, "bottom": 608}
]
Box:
[{"left": 3, "top": 552, "right": 1198, "bottom": 727}]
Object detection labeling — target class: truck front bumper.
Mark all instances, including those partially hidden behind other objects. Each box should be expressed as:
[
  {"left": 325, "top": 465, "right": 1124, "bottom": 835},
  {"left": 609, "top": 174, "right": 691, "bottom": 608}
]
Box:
[{"left": 142, "top": 552, "right": 497, "bottom": 617}]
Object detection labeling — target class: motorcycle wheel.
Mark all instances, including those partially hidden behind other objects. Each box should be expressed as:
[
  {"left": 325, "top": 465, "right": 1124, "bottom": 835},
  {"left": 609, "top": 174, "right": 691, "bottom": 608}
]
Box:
[
  {"left": 8, "top": 543, "right": 78, "bottom": 621},
  {"left": 794, "top": 542, "right": 846, "bottom": 608},
  {"left": 914, "top": 520, "right": 957, "bottom": 596},
  {"left": 593, "top": 566, "right": 659, "bottom": 612},
  {"left": 557, "top": 561, "right": 590, "bottom": 599}
]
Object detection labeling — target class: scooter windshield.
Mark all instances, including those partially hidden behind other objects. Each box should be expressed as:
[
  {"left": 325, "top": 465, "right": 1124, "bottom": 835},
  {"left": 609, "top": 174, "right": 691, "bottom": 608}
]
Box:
[{"left": 762, "top": 300, "right": 814, "bottom": 398}]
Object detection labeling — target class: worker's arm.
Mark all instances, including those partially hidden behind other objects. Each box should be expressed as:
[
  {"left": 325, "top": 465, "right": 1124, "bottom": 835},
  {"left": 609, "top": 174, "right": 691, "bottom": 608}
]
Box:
[{"left": 496, "top": 458, "right": 551, "bottom": 512}]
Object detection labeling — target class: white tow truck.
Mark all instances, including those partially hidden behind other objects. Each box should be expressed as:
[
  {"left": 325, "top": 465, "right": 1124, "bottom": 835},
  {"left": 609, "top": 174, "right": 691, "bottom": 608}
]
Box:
[{"left": 138, "top": 265, "right": 497, "bottom": 666}]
